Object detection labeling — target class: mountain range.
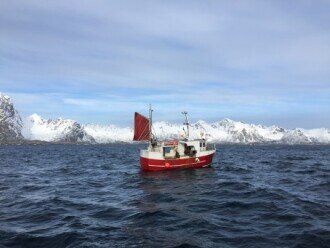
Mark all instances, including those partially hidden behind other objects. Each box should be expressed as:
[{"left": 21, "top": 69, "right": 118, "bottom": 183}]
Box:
[{"left": 1, "top": 93, "right": 329, "bottom": 144}]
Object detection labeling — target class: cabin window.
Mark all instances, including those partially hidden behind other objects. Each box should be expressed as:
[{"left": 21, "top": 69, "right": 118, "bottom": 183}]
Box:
[
  {"left": 164, "top": 147, "right": 171, "bottom": 153},
  {"left": 163, "top": 147, "right": 171, "bottom": 156},
  {"left": 185, "top": 145, "right": 196, "bottom": 156}
]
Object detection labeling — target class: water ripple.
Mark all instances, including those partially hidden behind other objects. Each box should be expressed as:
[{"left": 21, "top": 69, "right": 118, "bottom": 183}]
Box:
[{"left": 0, "top": 144, "right": 329, "bottom": 247}]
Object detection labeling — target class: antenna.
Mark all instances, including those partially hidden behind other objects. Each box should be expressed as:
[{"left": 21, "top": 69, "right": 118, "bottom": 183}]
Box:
[
  {"left": 182, "top": 111, "right": 189, "bottom": 139},
  {"left": 149, "top": 104, "right": 153, "bottom": 143}
]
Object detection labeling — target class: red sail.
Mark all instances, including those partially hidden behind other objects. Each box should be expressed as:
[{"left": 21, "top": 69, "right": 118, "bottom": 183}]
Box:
[{"left": 133, "top": 112, "right": 150, "bottom": 141}]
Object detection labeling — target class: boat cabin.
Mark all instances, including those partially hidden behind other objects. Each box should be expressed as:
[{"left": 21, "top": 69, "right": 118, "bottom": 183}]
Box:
[{"left": 148, "top": 139, "right": 214, "bottom": 160}]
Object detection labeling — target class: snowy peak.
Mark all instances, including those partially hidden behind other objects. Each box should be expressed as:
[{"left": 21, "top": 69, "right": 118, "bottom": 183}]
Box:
[
  {"left": 0, "top": 92, "right": 329, "bottom": 144},
  {"left": 20, "top": 115, "right": 329, "bottom": 144},
  {"left": 23, "top": 114, "right": 95, "bottom": 143},
  {"left": 0, "top": 93, "right": 23, "bottom": 142},
  {"left": 28, "top": 113, "right": 43, "bottom": 124},
  {"left": 84, "top": 124, "right": 133, "bottom": 143},
  {"left": 150, "top": 119, "right": 330, "bottom": 144},
  {"left": 281, "top": 129, "right": 312, "bottom": 144}
]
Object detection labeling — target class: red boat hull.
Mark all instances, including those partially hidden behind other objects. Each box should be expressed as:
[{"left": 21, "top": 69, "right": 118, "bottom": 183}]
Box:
[{"left": 140, "top": 152, "right": 215, "bottom": 171}]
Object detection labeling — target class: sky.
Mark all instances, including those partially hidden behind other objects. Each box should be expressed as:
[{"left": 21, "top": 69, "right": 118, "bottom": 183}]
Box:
[{"left": 0, "top": 0, "right": 329, "bottom": 128}]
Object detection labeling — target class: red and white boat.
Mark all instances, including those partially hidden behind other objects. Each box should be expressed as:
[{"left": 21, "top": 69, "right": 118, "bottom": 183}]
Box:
[{"left": 133, "top": 106, "right": 216, "bottom": 171}]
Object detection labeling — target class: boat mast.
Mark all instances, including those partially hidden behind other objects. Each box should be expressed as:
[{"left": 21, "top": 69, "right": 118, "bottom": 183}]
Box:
[
  {"left": 182, "top": 111, "right": 189, "bottom": 139},
  {"left": 149, "top": 104, "right": 153, "bottom": 144}
]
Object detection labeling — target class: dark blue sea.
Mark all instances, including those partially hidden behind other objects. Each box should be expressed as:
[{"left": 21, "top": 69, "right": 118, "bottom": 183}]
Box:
[{"left": 0, "top": 144, "right": 329, "bottom": 248}]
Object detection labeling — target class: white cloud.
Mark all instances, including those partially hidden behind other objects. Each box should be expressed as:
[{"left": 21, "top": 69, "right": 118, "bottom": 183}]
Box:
[{"left": 1, "top": 0, "right": 330, "bottom": 127}]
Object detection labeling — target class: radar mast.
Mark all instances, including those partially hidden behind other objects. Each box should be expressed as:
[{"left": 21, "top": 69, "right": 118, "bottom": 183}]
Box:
[{"left": 182, "top": 111, "right": 190, "bottom": 139}]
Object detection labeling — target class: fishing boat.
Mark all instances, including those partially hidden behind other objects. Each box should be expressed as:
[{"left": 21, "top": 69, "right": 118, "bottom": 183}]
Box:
[{"left": 133, "top": 106, "right": 216, "bottom": 171}]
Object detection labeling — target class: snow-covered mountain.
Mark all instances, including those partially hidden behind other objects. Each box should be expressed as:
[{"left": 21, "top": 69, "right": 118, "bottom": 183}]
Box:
[
  {"left": 148, "top": 119, "right": 330, "bottom": 144},
  {"left": 80, "top": 118, "right": 329, "bottom": 144},
  {"left": 1, "top": 92, "right": 329, "bottom": 144},
  {"left": 22, "top": 114, "right": 95, "bottom": 143},
  {"left": 84, "top": 124, "right": 133, "bottom": 143},
  {"left": 0, "top": 93, "right": 23, "bottom": 142}
]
